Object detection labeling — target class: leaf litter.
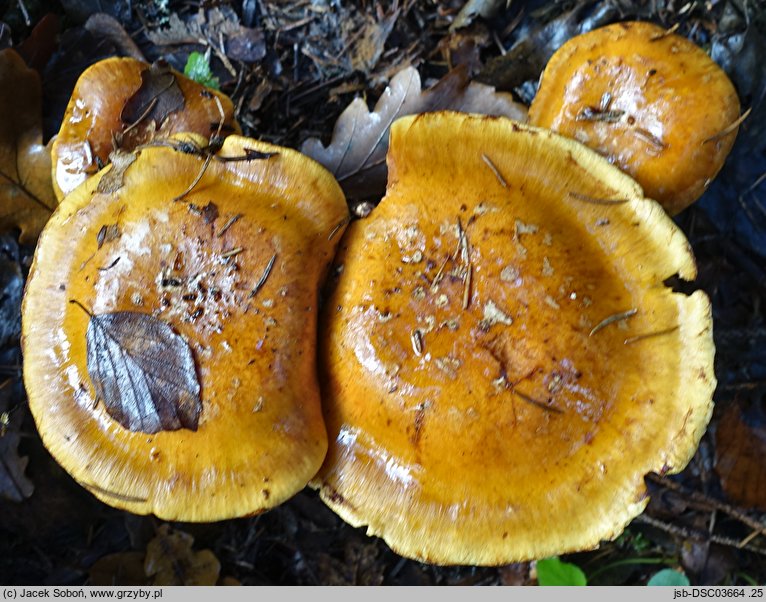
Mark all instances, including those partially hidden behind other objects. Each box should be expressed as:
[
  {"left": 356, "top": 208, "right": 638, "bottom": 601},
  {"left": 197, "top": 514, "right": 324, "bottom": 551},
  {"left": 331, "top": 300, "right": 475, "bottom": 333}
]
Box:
[
  {"left": 301, "top": 65, "right": 526, "bottom": 200},
  {"left": 0, "top": 48, "right": 56, "bottom": 244}
]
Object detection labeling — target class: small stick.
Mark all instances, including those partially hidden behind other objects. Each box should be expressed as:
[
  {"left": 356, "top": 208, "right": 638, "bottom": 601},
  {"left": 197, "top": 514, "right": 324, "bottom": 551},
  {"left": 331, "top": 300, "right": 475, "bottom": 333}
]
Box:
[
  {"left": 624, "top": 325, "right": 679, "bottom": 345},
  {"left": 220, "top": 247, "right": 243, "bottom": 259},
  {"left": 589, "top": 309, "right": 638, "bottom": 337},
  {"left": 649, "top": 22, "right": 680, "bottom": 41},
  {"left": 172, "top": 153, "right": 213, "bottom": 202},
  {"left": 121, "top": 97, "right": 159, "bottom": 137},
  {"left": 704, "top": 108, "right": 752, "bottom": 144},
  {"left": 250, "top": 254, "right": 277, "bottom": 298},
  {"left": 217, "top": 214, "right": 242, "bottom": 238},
  {"left": 481, "top": 154, "right": 508, "bottom": 188},
  {"left": 511, "top": 388, "right": 564, "bottom": 414},
  {"left": 568, "top": 191, "right": 630, "bottom": 206}
]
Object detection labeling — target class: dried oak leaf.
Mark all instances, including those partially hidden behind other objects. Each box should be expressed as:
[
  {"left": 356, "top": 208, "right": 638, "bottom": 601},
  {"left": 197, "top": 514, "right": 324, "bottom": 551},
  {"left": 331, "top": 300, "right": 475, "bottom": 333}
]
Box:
[
  {"left": 83, "top": 308, "right": 202, "bottom": 435},
  {"left": 0, "top": 49, "right": 56, "bottom": 243},
  {"left": 715, "top": 401, "right": 766, "bottom": 511},
  {"left": 301, "top": 65, "right": 527, "bottom": 200},
  {"left": 144, "top": 525, "right": 220, "bottom": 586}
]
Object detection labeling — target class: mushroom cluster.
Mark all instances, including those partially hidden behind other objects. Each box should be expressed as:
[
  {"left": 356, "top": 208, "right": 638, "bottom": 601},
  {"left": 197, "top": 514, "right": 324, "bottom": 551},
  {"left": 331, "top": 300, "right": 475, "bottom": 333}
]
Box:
[{"left": 22, "top": 20, "right": 733, "bottom": 564}]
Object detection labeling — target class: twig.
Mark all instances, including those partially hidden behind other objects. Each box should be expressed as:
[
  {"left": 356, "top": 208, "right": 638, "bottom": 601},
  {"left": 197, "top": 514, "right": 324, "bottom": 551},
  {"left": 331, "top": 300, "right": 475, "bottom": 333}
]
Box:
[
  {"left": 647, "top": 474, "right": 766, "bottom": 541},
  {"left": 481, "top": 154, "right": 507, "bottom": 188},
  {"left": 250, "top": 254, "right": 277, "bottom": 298},
  {"left": 172, "top": 153, "right": 213, "bottom": 202},
  {"left": 704, "top": 108, "right": 752, "bottom": 145},
  {"left": 589, "top": 309, "right": 638, "bottom": 337},
  {"left": 635, "top": 514, "right": 766, "bottom": 556}
]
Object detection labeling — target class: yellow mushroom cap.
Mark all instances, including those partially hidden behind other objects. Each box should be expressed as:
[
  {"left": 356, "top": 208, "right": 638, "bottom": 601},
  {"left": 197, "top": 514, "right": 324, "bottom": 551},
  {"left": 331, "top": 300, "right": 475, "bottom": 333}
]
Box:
[
  {"left": 528, "top": 21, "right": 741, "bottom": 215},
  {"left": 313, "top": 112, "right": 715, "bottom": 565},
  {"left": 23, "top": 135, "right": 348, "bottom": 520},
  {"left": 51, "top": 57, "right": 240, "bottom": 200}
]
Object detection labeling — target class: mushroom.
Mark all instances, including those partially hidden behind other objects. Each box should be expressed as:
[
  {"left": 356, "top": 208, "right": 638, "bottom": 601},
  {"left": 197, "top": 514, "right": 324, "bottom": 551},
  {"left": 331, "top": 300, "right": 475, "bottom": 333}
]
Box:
[
  {"left": 51, "top": 57, "right": 240, "bottom": 200},
  {"left": 312, "top": 112, "right": 715, "bottom": 564},
  {"left": 528, "top": 21, "right": 741, "bottom": 215},
  {"left": 22, "top": 134, "right": 348, "bottom": 520}
]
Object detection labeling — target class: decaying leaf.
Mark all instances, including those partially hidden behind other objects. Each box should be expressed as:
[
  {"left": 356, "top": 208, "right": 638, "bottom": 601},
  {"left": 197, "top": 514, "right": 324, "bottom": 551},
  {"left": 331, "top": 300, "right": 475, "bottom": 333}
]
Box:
[
  {"left": 82, "top": 308, "right": 202, "bottom": 435},
  {"left": 120, "top": 61, "right": 185, "bottom": 134},
  {"left": 301, "top": 66, "right": 527, "bottom": 200},
  {"left": 715, "top": 401, "right": 766, "bottom": 511},
  {"left": 95, "top": 150, "right": 137, "bottom": 194},
  {"left": 346, "top": 11, "right": 399, "bottom": 74},
  {"left": 0, "top": 49, "right": 56, "bottom": 243},
  {"left": 144, "top": 525, "right": 221, "bottom": 586}
]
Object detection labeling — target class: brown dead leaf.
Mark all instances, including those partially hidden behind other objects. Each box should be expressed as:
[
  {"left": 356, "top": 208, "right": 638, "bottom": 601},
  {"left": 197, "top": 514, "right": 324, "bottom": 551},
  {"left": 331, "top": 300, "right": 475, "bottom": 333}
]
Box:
[
  {"left": 0, "top": 49, "right": 56, "bottom": 243},
  {"left": 346, "top": 11, "right": 399, "bottom": 74},
  {"left": 715, "top": 401, "right": 766, "bottom": 511},
  {"left": 96, "top": 151, "right": 137, "bottom": 194},
  {"left": 144, "top": 524, "right": 221, "bottom": 586},
  {"left": 301, "top": 65, "right": 527, "bottom": 200}
]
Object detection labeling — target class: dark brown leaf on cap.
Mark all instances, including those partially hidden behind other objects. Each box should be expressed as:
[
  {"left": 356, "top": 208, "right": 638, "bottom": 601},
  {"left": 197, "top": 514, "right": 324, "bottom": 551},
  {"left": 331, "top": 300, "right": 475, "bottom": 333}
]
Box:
[
  {"left": 84, "top": 310, "right": 202, "bottom": 434},
  {"left": 120, "top": 61, "right": 185, "bottom": 129}
]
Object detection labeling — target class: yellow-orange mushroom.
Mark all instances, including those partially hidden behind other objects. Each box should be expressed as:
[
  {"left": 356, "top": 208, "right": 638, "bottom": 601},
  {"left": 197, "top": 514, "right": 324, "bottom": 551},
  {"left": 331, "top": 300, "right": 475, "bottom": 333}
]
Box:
[
  {"left": 529, "top": 21, "right": 741, "bottom": 215},
  {"left": 23, "top": 135, "right": 348, "bottom": 520},
  {"left": 313, "top": 112, "right": 715, "bottom": 564}
]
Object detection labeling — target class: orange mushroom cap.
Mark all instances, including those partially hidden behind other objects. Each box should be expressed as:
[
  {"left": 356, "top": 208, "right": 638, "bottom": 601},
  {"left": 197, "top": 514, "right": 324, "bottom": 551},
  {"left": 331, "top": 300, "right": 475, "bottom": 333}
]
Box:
[
  {"left": 51, "top": 57, "right": 241, "bottom": 200},
  {"left": 313, "top": 112, "right": 715, "bottom": 564},
  {"left": 23, "top": 134, "right": 348, "bottom": 520},
  {"left": 528, "top": 21, "right": 741, "bottom": 215}
]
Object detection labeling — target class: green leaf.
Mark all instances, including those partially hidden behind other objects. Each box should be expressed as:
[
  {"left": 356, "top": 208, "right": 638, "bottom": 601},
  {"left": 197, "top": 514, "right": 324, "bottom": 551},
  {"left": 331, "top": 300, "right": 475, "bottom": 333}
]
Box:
[
  {"left": 183, "top": 51, "right": 220, "bottom": 90},
  {"left": 647, "top": 569, "right": 690, "bottom": 586},
  {"left": 537, "top": 557, "right": 587, "bottom": 586}
]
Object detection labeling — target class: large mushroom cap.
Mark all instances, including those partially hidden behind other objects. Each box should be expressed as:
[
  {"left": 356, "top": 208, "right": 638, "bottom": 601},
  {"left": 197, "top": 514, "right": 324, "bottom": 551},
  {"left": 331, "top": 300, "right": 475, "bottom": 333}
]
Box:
[
  {"left": 23, "top": 135, "right": 348, "bottom": 520},
  {"left": 313, "top": 112, "right": 715, "bottom": 565},
  {"left": 528, "top": 21, "right": 741, "bottom": 215},
  {"left": 51, "top": 57, "right": 240, "bottom": 200}
]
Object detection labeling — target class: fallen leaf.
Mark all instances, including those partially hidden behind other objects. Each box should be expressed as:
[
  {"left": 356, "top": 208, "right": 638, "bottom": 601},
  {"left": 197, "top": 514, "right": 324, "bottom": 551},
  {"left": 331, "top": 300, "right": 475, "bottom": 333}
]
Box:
[
  {"left": 715, "top": 400, "right": 766, "bottom": 511},
  {"left": 95, "top": 150, "right": 137, "bottom": 194},
  {"left": 347, "top": 11, "right": 399, "bottom": 74},
  {"left": 120, "top": 61, "right": 185, "bottom": 135},
  {"left": 80, "top": 307, "right": 202, "bottom": 434},
  {"left": 145, "top": 525, "right": 221, "bottom": 586},
  {"left": 0, "top": 49, "right": 56, "bottom": 243},
  {"left": 301, "top": 65, "right": 527, "bottom": 200}
]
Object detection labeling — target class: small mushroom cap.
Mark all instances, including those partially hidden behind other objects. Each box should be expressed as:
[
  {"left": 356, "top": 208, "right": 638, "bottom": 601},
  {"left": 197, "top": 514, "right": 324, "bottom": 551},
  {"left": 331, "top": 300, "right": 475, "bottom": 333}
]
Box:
[
  {"left": 313, "top": 112, "right": 715, "bottom": 565},
  {"left": 51, "top": 57, "right": 240, "bottom": 200},
  {"left": 528, "top": 21, "right": 741, "bottom": 215},
  {"left": 23, "top": 135, "right": 348, "bottom": 520}
]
